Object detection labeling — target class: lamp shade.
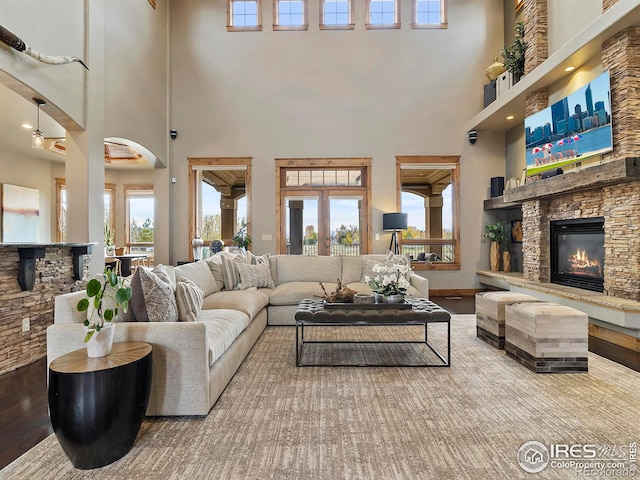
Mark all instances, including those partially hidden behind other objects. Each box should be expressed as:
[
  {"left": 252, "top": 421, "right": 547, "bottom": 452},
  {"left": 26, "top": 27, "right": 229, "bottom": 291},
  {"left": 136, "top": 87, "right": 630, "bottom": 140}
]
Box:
[{"left": 382, "top": 212, "right": 408, "bottom": 231}]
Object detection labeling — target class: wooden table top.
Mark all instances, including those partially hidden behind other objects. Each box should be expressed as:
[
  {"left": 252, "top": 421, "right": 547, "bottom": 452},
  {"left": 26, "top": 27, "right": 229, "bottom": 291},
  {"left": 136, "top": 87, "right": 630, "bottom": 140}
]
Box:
[{"left": 49, "top": 342, "right": 152, "bottom": 374}]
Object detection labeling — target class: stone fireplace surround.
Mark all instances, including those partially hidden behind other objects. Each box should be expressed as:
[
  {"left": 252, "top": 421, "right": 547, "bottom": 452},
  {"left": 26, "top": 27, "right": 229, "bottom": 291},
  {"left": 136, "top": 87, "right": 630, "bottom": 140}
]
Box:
[{"left": 479, "top": 157, "right": 640, "bottom": 359}]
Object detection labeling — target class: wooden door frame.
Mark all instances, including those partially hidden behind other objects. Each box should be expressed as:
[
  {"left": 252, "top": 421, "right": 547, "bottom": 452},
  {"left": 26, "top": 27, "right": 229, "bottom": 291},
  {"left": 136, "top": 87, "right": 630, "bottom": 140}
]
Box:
[{"left": 275, "top": 158, "right": 372, "bottom": 255}]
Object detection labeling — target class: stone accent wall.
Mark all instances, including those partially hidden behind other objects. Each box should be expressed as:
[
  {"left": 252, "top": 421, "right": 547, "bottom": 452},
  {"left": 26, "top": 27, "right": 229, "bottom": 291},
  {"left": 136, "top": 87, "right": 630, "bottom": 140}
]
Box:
[
  {"left": 0, "top": 247, "right": 88, "bottom": 375},
  {"left": 602, "top": 0, "right": 619, "bottom": 13},
  {"left": 601, "top": 27, "right": 640, "bottom": 162},
  {"left": 525, "top": 88, "right": 549, "bottom": 116},
  {"left": 523, "top": 0, "right": 548, "bottom": 75},
  {"left": 522, "top": 183, "right": 640, "bottom": 301},
  {"left": 602, "top": 182, "right": 640, "bottom": 300}
]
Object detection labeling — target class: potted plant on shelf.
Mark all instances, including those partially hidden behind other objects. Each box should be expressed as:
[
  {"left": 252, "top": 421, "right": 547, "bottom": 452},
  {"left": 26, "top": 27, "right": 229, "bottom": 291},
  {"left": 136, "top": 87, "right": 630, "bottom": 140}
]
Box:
[
  {"left": 501, "top": 21, "right": 526, "bottom": 83},
  {"left": 483, "top": 221, "right": 510, "bottom": 271},
  {"left": 232, "top": 225, "right": 251, "bottom": 251},
  {"left": 104, "top": 224, "right": 115, "bottom": 256},
  {"left": 76, "top": 267, "right": 132, "bottom": 357}
]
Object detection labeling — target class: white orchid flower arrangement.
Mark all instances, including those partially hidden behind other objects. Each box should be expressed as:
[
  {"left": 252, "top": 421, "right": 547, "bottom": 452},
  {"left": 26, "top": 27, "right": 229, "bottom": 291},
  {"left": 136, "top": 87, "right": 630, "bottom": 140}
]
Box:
[{"left": 364, "top": 262, "right": 411, "bottom": 296}]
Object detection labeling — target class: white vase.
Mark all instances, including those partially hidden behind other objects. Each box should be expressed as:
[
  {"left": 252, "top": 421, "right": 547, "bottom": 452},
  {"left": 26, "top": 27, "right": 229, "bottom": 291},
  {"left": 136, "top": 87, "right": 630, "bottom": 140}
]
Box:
[{"left": 86, "top": 323, "right": 115, "bottom": 358}]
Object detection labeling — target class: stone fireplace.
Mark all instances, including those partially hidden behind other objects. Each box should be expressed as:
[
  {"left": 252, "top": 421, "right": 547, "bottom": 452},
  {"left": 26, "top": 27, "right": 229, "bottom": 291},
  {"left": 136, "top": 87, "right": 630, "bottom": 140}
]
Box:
[
  {"left": 520, "top": 174, "right": 640, "bottom": 302},
  {"left": 549, "top": 217, "right": 604, "bottom": 292}
]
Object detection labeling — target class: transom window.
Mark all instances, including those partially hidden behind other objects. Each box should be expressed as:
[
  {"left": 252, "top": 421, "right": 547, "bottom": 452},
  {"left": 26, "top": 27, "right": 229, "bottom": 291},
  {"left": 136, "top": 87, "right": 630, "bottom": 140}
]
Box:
[
  {"left": 285, "top": 169, "right": 362, "bottom": 187},
  {"left": 320, "top": 0, "right": 354, "bottom": 29},
  {"left": 366, "top": 0, "right": 400, "bottom": 29},
  {"left": 227, "top": 0, "right": 262, "bottom": 31},
  {"left": 274, "top": 0, "right": 308, "bottom": 30},
  {"left": 413, "top": 0, "right": 447, "bottom": 29}
]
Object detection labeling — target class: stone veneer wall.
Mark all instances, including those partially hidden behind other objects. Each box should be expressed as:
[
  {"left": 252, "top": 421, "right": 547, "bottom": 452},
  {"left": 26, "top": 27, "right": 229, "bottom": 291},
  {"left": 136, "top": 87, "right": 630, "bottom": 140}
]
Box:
[
  {"left": 603, "top": 0, "right": 618, "bottom": 12},
  {"left": 601, "top": 27, "right": 640, "bottom": 161},
  {"left": 0, "top": 247, "right": 88, "bottom": 375},
  {"left": 522, "top": 182, "right": 640, "bottom": 301},
  {"left": 523, "top": 0, "right": 548, "bottom": 75}
]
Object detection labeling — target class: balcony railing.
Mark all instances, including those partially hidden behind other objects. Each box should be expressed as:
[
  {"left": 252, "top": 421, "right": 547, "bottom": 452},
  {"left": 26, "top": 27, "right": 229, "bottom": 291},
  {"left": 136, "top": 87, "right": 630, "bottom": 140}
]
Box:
[{"left": 286, "top": 243, "right": 361, "bottom": 256}]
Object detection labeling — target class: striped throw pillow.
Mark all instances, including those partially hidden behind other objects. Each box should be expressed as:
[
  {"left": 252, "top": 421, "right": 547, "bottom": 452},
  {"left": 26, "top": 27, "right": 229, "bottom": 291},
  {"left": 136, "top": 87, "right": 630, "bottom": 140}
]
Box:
[{"left": 175, "top": 278, "right": 204, "bottom": 322}]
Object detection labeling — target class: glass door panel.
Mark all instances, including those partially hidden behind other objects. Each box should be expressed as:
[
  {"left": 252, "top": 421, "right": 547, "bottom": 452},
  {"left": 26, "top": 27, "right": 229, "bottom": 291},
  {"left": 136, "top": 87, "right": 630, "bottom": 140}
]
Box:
[
  {"left": 329, "top": 196, "right": 361, "bottom": 256},
  {"left": 285, "top": 196, "right": 319, "bottom": 255}
]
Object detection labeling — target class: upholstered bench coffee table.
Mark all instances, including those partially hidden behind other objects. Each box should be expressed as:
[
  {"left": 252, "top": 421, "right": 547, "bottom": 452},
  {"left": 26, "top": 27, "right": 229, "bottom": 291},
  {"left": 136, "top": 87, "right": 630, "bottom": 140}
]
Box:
[
  {"left": 475, "top": 291, "right": 541, "bottom": 349},
  {"left": 504, "top": 302, "right": 588, "bottom": 373},
  {"left": 294, "top": 298, "right": 451, "bottom": 367}
]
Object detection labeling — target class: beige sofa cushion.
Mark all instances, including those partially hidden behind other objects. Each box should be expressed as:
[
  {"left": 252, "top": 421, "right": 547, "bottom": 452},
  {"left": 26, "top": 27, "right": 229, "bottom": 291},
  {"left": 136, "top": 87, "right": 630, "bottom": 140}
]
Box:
[
  {"left": 205, "top": 255, "right": 226, "bottom": 292},
  {"left": 276, "top": 256, "right": 341, "bottom": 284},
  {"left": 269, "top": 282, "right": 338, "bottom": 306},
  {"left": 197, "top": 309, "right": 250, "bottom": 366},
  {"left": 174, "top": 260, "right": 219, "bottom": 297},
  {"left": 201, "top": 289, "right": 270, "bottom": 320},
  {"left": 341, "top": 254, "right": 386, "bottom": 284}
]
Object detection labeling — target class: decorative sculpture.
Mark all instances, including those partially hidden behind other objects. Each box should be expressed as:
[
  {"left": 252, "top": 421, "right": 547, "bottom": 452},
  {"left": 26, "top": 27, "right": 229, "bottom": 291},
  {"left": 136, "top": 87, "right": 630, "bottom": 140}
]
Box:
[{"left": 0, "top": 25, "right": 88, "bottom": 69}]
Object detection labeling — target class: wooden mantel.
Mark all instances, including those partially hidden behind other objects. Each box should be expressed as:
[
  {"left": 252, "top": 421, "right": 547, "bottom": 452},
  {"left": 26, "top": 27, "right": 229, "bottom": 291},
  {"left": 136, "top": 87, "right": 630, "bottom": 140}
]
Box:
[{"left": 502, "top": 157, "right": 640, "bottom": 203}]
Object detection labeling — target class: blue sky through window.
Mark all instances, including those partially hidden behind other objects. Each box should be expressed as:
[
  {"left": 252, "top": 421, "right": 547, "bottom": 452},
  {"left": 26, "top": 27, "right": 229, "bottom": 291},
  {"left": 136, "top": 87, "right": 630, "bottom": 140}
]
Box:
[
  {"left": 324, "top": 0, "right": 350, "bottom": 26},
  {"left": 232, "top": 0, "right": 258, "bottom": 27},
  {"left": 279, "top": 0, "right": 304, "bottom": 26},
  {"left": 416, "top": 0, "right": 441, "bottom": 24},
  {"left": 370, "top": 0, "right": 395, "bottom": 25}
]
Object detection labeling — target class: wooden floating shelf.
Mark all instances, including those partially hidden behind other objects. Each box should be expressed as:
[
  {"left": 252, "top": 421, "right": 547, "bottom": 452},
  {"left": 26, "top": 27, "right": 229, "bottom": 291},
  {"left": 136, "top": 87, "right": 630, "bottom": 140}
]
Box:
[{"left": 483, "top": 196, "right": 523, "bottom": 211}]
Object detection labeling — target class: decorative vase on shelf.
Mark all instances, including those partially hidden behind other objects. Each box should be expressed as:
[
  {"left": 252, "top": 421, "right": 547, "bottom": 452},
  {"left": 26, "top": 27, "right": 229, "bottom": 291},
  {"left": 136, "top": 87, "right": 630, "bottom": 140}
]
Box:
[
  {"left": 385, "top": 294, "right": 405, "bottom": 304},
  {"left": 373, "top": 293, "right": 385, "bottom": 304},
  {"left": 490, "top": 241, "right": 501, "bottom": 271},
  {"left": 86, "top": 323, "right": 115, "bottom": 358},
  {"left": 503, "top": 251, "right": 512, "bottom": 273}
]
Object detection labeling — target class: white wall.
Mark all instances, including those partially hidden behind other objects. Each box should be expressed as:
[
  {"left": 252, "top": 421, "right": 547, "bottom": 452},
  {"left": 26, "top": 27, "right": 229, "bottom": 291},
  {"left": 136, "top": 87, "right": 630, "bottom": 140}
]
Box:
[
  {"left": 548, "top": 0, "right": 602, "bottom": 56},
  {"left": 0, "top": 148, "right": 53, "bottom": 242},
  {"left": 0, "top": 1, "right": 85, "bottom": 128},
  {"left": 169, "top": 0, "right": 506, "bottom": 288}
]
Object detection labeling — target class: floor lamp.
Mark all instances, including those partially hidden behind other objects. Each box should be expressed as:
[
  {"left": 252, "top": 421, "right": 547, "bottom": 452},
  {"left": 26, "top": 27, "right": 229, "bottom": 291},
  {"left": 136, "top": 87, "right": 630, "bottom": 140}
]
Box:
[{"left": 383, "top": 212, "right": 408, "bottom": 255}]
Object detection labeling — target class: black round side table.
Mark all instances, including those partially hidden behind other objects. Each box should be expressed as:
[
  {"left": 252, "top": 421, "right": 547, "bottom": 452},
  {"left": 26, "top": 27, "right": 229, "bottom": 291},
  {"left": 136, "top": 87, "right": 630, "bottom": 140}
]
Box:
[{"left": 48, "top": 342, "right": 152, "bottom": 469}]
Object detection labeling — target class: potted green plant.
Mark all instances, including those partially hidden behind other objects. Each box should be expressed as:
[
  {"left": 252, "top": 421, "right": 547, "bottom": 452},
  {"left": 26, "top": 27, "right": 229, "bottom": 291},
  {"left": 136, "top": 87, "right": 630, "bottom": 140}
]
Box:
[
  {"left": 76, "top": 267, "right": 132, "bottom": 357},
  {"left": 483, "top": 221, "right": 510, "bottom": 271},
  {"left": 104, "top": 224, "right": 115, "bottom": 256},
  {"left": 501, "top": 21, "right": 526, "bottom": 82},
  {"left": 232, "top": 225, "right": 251, "bottom": 251}
]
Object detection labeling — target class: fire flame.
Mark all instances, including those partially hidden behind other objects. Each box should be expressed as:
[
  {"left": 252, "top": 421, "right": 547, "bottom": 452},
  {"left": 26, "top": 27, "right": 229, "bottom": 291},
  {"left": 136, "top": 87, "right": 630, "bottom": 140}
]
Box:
[{"left": 568, "top": 249, "right": 602, "bottom": 277}]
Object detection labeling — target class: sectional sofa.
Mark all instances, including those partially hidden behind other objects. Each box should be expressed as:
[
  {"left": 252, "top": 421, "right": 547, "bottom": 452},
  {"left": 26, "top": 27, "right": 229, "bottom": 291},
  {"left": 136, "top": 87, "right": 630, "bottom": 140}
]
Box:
[{"left": 47, "top": 253, "right": 429, "bottom": 416}]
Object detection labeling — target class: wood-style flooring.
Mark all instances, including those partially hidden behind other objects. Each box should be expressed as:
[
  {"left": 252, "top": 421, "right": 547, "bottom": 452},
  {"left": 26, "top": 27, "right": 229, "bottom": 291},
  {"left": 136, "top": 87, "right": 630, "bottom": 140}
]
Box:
[{"left": 1, "top": 295, "right": 637, "bottom": 470}]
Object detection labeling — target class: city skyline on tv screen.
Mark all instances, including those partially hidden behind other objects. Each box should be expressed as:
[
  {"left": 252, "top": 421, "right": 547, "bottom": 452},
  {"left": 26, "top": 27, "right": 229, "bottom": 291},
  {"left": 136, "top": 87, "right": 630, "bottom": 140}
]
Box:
[{"left": 524, "top": 70, "right": 612, "bottom": 175}]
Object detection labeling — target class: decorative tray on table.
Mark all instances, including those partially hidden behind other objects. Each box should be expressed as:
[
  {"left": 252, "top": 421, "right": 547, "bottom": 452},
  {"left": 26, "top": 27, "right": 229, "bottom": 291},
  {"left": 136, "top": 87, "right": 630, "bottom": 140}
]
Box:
[{"left": 322, "top": 300, "right": 413, "bottom": 310}]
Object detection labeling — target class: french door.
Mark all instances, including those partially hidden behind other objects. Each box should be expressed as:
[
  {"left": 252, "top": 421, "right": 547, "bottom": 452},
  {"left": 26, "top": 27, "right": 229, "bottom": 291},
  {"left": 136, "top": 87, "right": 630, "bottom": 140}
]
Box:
[{"left": 282, "top": 190, "right": 367, "bottom": 256}]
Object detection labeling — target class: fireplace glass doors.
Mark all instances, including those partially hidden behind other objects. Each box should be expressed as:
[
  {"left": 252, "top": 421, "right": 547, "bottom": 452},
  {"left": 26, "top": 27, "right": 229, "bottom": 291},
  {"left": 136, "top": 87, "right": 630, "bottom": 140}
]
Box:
[{"left": 550, "top": 218, "right": 604, "bottom": 292}]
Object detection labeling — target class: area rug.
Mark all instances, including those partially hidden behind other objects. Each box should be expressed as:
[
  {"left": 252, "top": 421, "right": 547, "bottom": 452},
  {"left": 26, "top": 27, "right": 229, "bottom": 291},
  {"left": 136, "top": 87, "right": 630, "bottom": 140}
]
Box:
[{"left": 3, "top": 315, "right": 639, "bottom": 479}]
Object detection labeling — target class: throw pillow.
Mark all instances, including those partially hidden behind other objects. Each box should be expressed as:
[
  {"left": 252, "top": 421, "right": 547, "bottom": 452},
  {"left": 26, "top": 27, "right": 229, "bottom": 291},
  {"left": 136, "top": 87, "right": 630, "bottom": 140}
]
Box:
[
  {"left": 220, "top": 254, "right": 246, "bottom": 291},
  {"left": 236, "top": 262, "right": 275, "bottom": 289},
  {"left": 205, "top": 255, "right": 226, "bottom": 292},
  {"left": 245, "top": 251, "right": 270, "bottom": 265},
  {"left": 385, "top": 251, "right": 412, "bottom": 281},
  {"left": 174, "top": 260, "right": 219, "bottom": 296},
  {"left": 130, "top": 265, "right": 178, "bottom": 322},
  {"left": 175, "top": 278, "right": 204, "bottom": 322}
]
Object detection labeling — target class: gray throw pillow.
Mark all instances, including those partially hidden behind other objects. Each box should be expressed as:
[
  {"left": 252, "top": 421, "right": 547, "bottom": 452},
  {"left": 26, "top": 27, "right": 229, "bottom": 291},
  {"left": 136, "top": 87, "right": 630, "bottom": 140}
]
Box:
[{"left": 130, "top": 265, "right": 178, "bottom": 322}]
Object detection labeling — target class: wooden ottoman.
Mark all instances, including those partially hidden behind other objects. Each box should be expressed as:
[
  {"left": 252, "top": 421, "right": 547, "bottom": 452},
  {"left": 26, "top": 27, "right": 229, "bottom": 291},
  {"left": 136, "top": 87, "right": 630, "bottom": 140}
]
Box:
[
  {"left": 504, "top": 302, "right": 588, "bottom": 373},
  {"left": 475, "top": 291, "right": 539, "bottom": 349}
]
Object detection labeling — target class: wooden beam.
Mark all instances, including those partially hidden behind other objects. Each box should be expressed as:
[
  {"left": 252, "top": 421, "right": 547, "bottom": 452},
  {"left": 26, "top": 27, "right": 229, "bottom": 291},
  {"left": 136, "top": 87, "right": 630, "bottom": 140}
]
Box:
[{"left": 504, "top": 157, "right": 640, "bottom": 203}]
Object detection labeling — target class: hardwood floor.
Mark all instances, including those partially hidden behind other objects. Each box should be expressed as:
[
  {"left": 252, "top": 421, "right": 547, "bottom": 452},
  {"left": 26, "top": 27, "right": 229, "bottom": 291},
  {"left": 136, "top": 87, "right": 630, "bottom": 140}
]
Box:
[
  {"left": 1, "top": 295, "right": 637, "bottom": 470},
  {"left": 0, "top": 357, "right": 52, "bottom": 470}
]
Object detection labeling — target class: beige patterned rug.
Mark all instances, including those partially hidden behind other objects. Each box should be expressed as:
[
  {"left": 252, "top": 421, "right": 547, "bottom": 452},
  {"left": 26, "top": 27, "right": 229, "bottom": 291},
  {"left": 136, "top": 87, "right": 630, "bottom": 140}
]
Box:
[{"left": 3, "top": 315, "right": 639, "bottom": 479}]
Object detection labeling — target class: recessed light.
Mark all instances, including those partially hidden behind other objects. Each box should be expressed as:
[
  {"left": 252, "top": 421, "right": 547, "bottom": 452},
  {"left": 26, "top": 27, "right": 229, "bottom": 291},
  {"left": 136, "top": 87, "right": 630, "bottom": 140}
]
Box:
[
  {"left": 506, "top": 115, "right": 515, "bottom": 120},
  {"left": 564, "top": 66, "right": 575, "bottom": 72},
  {"left": 21, "top": 123, "right": 33, "bottom": 129}
]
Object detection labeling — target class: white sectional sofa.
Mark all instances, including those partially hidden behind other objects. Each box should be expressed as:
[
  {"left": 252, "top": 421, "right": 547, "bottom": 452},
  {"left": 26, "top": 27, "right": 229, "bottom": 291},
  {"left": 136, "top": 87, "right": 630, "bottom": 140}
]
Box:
[{"left": 47, "top": 253, "right": 428, "bottom": 417}]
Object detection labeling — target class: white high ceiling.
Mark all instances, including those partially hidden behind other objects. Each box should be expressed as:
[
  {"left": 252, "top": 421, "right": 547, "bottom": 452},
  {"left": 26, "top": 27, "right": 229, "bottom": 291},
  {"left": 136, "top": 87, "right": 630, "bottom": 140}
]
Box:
[{"left": 0, "top": 82, "right": 153, "bottom": 169}]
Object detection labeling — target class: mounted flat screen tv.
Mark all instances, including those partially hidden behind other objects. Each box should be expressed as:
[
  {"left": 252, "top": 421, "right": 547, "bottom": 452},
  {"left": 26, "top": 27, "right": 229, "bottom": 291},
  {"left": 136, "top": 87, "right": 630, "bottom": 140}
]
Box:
[{"left": 525, "top": 70, "right": 612, "bottom": 176}]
